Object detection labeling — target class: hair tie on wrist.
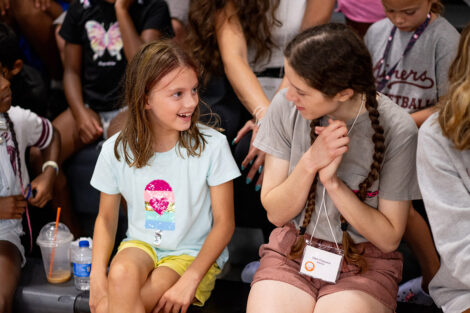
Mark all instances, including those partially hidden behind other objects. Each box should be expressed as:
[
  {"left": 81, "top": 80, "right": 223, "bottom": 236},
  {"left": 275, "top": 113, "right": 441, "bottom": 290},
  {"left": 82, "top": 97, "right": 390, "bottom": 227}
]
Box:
[{"left": 42, "top": 161, "right": 59, "bottom": 176}]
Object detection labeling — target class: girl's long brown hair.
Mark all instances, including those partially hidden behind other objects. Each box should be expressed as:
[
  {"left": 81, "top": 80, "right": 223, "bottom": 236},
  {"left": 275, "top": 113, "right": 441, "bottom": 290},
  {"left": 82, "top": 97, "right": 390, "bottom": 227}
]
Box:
[
  {"left": 285, "top": 24, "right": 385, "bottom": 273},
  {"left": 185, "top": 0, "right": 280, "bottom": 82},
  {"left": 438, "top": 23, "right": 470, "bottom": 150},
  {"left": 114, "top": 40, "right": 206, "bottom": 168}
]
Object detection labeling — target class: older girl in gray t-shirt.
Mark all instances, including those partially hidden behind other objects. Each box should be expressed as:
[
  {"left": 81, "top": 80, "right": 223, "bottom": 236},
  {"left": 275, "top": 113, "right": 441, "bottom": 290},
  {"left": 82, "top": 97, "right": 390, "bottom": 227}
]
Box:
[
  {"left": 248, "top": 24, "right": 420, "bottom": 313},
  {"left": 417, "top": 24, "right": 470, "bottom": 313}
]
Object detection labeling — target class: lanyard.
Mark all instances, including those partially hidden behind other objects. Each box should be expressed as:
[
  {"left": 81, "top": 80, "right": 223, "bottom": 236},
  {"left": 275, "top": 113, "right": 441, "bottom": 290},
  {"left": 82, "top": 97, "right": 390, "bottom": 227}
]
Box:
[
  {"left": 376, "top": 14, "right": 431, "bottom": 92},
  {"left": 303, "top": 94, "right": 365, "bottom": 241}
]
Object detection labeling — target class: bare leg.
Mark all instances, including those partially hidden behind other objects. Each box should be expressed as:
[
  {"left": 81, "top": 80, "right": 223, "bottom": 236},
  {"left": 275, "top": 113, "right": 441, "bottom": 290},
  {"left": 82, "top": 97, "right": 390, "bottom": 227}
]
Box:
[
  {"left": 314, "top": 290, "right": 392, "bottom": 313},
  {"left": 97, "top": 264, "right": 181, "bottom": 313},
  {"left": 105, "top": 248, "right": 155, "bottom": 313},
  {"left": 247, "top": 280, "right": 316, "bottom": 313},
  {"left": 403, "top": 205, "right": 440, "bottom": 292},
  {"left": 51, "top": 109, "right": 87, "bottom": 236},
  {"left": 140, "top": 266, "right": 181, "bottom": 312},
  {"left": 0, "top": 241, "right": 22, "bottom": 313}
]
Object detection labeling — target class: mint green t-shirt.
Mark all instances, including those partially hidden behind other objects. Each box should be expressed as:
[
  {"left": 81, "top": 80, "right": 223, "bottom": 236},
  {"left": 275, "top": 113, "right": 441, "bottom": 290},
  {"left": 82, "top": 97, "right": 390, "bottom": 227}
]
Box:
[{"left": 91, "top": 125, "right": 240, "bottom": 268}]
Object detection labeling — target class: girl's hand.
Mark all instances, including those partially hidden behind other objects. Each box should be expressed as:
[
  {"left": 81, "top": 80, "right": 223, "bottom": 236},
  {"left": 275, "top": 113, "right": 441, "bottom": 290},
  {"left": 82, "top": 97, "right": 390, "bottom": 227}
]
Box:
[
  {"left": 76, "top": 107, "right": 103, "bottom": 144},
  {"left": 303, "top": 119, "right": 349, "bottom": 174},
  {"left": 29, "top": 171, "right": 55, "bottom": 208},
  {"left": 89, "top": 275, "right": 108, "bottom": 313},
  {"left": 233, "top": 120, "right": 265, "bottom": 189},
  {"left": 0, "top": 195, "right": 27, "bottom": 219},
  {"left": 153, "top": 273, "right": 199, "bottom": 313},
  {"left": 318, "top": 155, "right": 343, "bottom": 187}
]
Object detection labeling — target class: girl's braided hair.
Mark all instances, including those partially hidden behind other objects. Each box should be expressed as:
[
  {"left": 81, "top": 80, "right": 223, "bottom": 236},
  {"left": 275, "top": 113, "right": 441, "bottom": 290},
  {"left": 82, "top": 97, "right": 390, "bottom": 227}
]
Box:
[
  {"left": 285, "top": 24, "right": 385, "bottom": 273},
  {"left": 4, "top": 112, "right": 24, "bottom": 187}
]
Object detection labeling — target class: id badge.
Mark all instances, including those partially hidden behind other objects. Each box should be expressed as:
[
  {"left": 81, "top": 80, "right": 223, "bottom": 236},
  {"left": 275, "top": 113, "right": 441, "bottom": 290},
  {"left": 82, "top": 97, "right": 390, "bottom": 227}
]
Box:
[{"left": 299, "top": 242, "right": 344, "bottom": 283}]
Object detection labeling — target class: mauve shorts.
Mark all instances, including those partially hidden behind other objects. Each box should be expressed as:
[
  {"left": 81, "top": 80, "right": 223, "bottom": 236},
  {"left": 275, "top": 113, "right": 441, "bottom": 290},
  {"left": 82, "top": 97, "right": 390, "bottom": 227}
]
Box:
[{"left": 252, "top": 224, "right": 403, "bottom": 310}]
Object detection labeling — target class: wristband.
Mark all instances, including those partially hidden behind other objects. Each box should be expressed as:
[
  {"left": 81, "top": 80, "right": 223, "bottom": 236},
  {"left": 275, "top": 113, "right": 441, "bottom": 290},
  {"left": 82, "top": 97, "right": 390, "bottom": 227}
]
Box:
[{"left": 42, "top": 161, "right": 59, "bottom": 176}]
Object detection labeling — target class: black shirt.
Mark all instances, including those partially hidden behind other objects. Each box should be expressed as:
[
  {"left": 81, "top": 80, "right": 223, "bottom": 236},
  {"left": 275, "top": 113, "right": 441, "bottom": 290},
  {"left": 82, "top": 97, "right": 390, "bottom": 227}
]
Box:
[{"left": 59, "top": 0, "right": 173, "bottom": 112}]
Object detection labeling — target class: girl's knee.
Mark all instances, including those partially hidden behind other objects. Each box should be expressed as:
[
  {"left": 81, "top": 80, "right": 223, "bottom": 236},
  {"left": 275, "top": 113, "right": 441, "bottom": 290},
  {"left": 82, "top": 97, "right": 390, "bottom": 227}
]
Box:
[{"left": 107, "top": 261, "right": 140, "bottom": 287}]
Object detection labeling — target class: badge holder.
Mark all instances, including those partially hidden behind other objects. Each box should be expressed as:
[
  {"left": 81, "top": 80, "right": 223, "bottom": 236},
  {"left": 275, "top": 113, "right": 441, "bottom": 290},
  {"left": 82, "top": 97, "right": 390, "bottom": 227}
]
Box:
[
  {"left": 299, "top": 187, "right": 344, "bottom": 284},
  {"left": 298, "top": 94, "right": 365, "bottom": 284}
]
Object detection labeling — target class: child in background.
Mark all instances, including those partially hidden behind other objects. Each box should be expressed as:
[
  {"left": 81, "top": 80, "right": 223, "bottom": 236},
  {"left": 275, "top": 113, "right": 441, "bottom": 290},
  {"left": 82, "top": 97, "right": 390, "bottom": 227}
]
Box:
[
  {"left": 89, "top": 41, "right": 240, "bottom": 313},
  {"left": 416, "top": 23, "right": 470, "bottom": 313},
  {"left": 365, "top": 0, "right": 459, "bottom": 126},
  {"left": 0, "top": 23, "right": 48, "bottom": 117},
  {"left": 0, "top": 61, "right": 60, "bottom": 313},
  {"left": 365, "top": 0, "right": 460, "bottom": 303},
  {"left": 52, "top": 0, "right": 173, "bottom": 236},
  {"left": 336, "top": 0, "right": 386, "bottom": 37},
  {"left": 247, "top": 23, "right": 419, "bottom": 313}
]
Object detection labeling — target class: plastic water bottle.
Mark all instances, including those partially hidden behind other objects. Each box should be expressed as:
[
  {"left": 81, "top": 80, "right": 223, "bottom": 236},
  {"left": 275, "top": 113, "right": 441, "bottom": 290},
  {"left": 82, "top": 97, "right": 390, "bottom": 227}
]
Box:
[{"left": 72, "top": 240, "right": 92, "bottom": 291}]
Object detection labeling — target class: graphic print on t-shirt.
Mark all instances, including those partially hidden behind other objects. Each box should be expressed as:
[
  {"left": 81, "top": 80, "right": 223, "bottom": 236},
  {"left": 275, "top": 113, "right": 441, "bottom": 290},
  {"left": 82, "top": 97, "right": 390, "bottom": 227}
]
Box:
[
  {"left": 372, "top": 61, "right": 435, "bottom": 111},
  {"left": 85, "top": 21, "right": 123, "bottom": 61},
  {"left": 144, "top": 180, "right": 175, "bottom": 231}
]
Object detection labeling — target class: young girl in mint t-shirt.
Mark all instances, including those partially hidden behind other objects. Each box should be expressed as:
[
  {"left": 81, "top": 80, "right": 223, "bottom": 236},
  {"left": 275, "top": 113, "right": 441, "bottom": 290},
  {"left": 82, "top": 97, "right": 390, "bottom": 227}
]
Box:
[{"left": 89, "top": 41, "right": 240, "bottom": 313}]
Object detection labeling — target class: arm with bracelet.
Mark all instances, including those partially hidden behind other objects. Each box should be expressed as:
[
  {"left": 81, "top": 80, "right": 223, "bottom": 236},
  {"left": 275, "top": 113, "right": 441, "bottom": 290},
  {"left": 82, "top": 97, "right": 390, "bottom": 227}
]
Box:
[{"left": 29, "top": 127, "right": 61, "bottom": 208}]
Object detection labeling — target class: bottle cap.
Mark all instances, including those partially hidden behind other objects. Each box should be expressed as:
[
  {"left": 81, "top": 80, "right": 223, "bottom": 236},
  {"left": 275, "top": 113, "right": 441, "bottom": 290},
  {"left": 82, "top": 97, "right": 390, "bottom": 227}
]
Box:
[{"left": 79, "top": 240, "right": 90, "bottom": 248}]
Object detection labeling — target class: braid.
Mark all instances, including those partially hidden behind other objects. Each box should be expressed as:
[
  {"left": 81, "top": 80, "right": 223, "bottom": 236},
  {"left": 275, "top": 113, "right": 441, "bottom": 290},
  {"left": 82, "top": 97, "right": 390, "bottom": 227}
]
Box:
[
  {"left": 357, "top": 90, "right": 385, "bottom": 199},
  {"left": 4, "top": 112, "right": 24, "bottom": 188},
  {"left": 288, "top": 119, "right": 321, "bottom": 259},
  {"left": 340, "top": 90, "right": 385, "bottom": 273}
]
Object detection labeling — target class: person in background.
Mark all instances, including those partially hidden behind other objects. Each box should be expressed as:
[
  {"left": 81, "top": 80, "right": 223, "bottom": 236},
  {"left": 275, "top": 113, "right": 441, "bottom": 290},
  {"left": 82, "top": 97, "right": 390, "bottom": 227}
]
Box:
[
  {"left": 365, "top": 0, "right": 460, "bottom": 305},
  {"left": 185, "top": 0, "right": 335, "bottom": 282},
  {"left": 0, "top": 0, "right": 64, "bottom": 81},
  {"left": 0, "top": 22, "right": 48, "bottom": 117},
  {"left": 416, "top": 22, "right": 470, "bottom": 313},
  {"left": 0, "top": 60, "right": 60, "bottom": 313},
  {"left": 52, "top": 0, "right": 173, "bottom": 236},
  {"left": 336, "top": 0, "right": 386, "bottom": 37}
]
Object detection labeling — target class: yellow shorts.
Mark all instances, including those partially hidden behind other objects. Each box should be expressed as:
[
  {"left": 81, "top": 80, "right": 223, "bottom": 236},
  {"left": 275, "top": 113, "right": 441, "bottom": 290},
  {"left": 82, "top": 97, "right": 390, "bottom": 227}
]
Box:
[{"left": 117, "top": 240, "right": 221, "bottom": 306}]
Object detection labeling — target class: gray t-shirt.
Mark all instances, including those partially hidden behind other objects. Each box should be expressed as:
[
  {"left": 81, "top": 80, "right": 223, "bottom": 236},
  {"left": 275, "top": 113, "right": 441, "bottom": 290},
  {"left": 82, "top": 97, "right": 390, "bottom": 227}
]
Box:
[
  {"left": 165, "top": 0, "right": 189, "bottom": 24},
  {"left": 365, "top": 17, "right": 460, "bottom": 113},
  {"left": 254, "top": 90, "right": 421, "bottom": 244},
  {"left": 417, "top": 113, "right": 470, "bottom": 312}
]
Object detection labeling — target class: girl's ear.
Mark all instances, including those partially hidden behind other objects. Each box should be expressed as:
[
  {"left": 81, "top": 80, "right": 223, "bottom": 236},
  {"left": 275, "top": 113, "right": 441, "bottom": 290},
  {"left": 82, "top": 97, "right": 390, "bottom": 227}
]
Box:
[
  {"left": 10, "top": 59, "right": 23, "bottom": 76},
  {"left": 333, "top": 88, "right": 354, "bottom": 102},
  {"left": 144, "top": 95, "right": 151, "bottom": 110}
]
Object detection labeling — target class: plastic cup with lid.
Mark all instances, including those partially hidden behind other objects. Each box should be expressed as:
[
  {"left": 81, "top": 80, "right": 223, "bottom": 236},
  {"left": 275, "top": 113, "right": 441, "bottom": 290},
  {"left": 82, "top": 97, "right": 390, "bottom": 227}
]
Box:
[{"left": 36, "top": 222, "right": 74, "bottom": 284}]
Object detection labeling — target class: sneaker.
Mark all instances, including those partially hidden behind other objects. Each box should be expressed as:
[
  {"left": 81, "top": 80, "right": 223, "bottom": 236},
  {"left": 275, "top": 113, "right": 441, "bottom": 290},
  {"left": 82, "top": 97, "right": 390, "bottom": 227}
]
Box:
[
  {"left": 241, "top": 261, "right": 260, "bottom": 283},
  {"left": 397, "top": 276, "right": 434, "bottom": 305}
]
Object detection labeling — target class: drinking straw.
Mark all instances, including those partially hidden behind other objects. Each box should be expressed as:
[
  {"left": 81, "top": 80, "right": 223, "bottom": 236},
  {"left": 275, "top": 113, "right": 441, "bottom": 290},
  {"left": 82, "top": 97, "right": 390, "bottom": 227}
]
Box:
[{"left": 48, "top": 207, "right": 62, "bottom": 280}]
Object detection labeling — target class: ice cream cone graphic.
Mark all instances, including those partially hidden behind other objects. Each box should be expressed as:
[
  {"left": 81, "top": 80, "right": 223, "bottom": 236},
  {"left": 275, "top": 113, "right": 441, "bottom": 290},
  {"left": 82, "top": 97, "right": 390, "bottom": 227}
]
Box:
[{"left": 144, "top": 180, "right": 175, "bottom": 231}]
